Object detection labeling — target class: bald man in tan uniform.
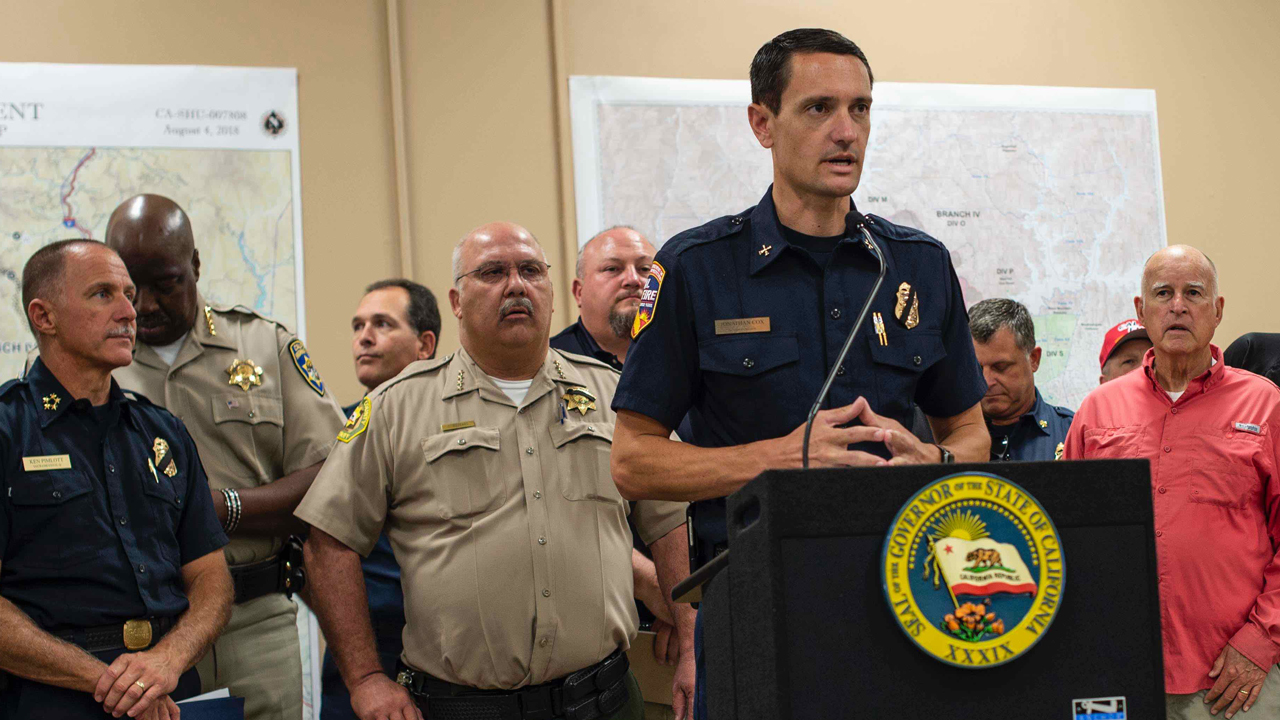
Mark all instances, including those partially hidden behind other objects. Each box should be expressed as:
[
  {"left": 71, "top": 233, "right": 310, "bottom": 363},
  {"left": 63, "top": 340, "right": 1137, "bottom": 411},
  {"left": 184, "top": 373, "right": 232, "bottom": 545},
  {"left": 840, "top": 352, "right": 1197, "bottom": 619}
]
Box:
[
  {"left": 300, "top": 222, "right": 676, "bottom": 720},
  {"left": 104, "top": 195, "right": 347, "bottom": 720}
]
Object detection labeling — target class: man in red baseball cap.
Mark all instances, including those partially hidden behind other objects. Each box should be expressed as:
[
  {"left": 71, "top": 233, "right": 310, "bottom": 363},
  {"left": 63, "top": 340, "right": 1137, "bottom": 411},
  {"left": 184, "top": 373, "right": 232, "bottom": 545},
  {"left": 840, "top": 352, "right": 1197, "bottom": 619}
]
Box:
[{"left": 1099, "top": 318, "right": 1152, "bottom": 384}]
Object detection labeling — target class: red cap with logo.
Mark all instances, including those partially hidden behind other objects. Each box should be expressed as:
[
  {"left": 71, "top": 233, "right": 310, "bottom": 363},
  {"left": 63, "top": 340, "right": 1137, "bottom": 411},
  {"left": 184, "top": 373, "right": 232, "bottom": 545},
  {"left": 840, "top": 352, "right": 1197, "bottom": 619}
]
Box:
[{"left": 1099, "top": 319, "right": 1149, "bottom": 369}]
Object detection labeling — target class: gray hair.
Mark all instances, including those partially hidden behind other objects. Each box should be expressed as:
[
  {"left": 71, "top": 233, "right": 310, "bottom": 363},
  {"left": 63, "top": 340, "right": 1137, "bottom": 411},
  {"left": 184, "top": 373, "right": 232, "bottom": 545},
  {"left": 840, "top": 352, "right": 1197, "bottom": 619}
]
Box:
[
  {"left": 576, "top": 225, "right": 641, "bottom": 279},
  {"left": 969, "top": 298, "right": 1036, "bottom": 354}
]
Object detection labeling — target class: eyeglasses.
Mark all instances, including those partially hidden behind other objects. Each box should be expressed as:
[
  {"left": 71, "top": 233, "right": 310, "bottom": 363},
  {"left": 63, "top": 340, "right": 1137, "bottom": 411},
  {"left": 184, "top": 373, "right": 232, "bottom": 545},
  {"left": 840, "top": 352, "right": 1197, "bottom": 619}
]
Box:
[{"left": 455, "top": 260, "right": 551, "bottom": 284}]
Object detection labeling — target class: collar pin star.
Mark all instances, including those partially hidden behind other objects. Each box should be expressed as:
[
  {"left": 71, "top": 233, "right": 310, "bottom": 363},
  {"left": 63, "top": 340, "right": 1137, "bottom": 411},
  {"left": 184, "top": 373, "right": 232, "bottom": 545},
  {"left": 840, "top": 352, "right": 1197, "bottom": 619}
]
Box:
[
  {"left": 554, "top": 359, "right": 566, "bottom": 380},
  {"left": 42, "top": 393, "right": 60, "bottom": 411},
  {"left": 456, "top": 369, "right": 465, "bottom": 391}
]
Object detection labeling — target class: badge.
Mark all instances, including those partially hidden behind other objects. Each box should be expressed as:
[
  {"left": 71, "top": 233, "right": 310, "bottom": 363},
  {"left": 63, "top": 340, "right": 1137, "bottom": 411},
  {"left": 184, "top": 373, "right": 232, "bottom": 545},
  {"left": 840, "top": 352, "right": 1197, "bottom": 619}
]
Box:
[
  {"left": 153, "top": 437, "right": 177, "bottom": 477},
  {"left": 337, "top": 397, "right": 371, "bottom": 443},
  {"left": 562, "top": 387, "right": 597, "bottom": 415},
  {"left": 714, "top": 317, "right": 771, "bottom": 335},
  {"left": 1038, "top": 419, "right": 1048, "bottom": 429},
  {"left": 42, "top": 393, "right": 60, "bottom": 411},
  {"left": 894, "top": 282, "right": 920, "bottom": 329},
  {"left": 631, "top": 261, "right": 665, "bottom": 338},
  {"left": 22, "top": 455, "right": 71, "bottom": 471},
  {"left": 1054, "top": 442, "right": 1065, "bottom": 461},
  {"left": 882, "top": 472, "right": 1065, "bottom": 668},
  {"left": 227, "top": 359, "right": 264, "bottom": 391},
  {"left": 289, "top": 339, "right": 326, "bottom": 396}
]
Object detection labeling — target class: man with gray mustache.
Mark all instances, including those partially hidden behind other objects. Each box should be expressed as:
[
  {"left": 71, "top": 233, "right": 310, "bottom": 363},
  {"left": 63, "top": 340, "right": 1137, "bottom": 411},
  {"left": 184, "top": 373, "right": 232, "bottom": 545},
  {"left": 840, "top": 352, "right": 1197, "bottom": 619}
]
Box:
[
  {"left": 299, "top": 222, "right": 654, "bottom": 720},
  {"left": 0, "top": 240, "right": 232, "bottom": 720}
]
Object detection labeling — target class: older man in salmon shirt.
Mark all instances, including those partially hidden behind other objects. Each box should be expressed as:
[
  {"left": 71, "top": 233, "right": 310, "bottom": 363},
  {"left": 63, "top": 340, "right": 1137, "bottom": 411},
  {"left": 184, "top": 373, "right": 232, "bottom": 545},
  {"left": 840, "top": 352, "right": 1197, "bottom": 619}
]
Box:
[{"left": 1065, "top": 245, "right": 1280, "bottom": 720}]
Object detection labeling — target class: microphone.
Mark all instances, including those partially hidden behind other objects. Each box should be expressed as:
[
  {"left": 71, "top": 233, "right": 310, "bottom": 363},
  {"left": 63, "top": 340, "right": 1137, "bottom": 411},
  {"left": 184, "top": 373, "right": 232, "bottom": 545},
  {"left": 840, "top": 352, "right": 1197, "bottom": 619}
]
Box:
[{"left": 801, "top": 209, "right": 888, "bottom": 469}]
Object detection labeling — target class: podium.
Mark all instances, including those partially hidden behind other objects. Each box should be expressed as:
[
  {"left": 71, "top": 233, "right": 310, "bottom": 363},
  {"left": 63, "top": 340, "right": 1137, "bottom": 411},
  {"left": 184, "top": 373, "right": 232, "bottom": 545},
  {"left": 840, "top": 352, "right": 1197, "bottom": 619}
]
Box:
[{"left": 683, "top": 460, "right": 1165, "bottom": 719}]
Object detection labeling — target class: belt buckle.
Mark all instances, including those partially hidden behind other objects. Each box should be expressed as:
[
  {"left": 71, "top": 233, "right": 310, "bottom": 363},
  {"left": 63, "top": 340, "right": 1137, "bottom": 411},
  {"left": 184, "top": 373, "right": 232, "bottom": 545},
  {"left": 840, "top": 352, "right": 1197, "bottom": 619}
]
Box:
[
  {"left": 396, "top": 670, "right": 414, "bottom": 688},
  {"left": 122, "top": 619, "right": 153, "bottom": 651}
]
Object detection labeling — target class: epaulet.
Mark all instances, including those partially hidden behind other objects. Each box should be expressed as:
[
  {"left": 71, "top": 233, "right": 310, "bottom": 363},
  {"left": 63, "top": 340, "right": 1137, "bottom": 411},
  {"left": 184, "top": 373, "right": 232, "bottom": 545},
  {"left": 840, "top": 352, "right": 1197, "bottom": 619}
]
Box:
[
  {"left": 0, "top": 378, "right": 24, "bottom": 400},
  {"left": 210, "top": 302, "right": 297, "bottom": 334},
  {"left": 552, "top": 348, "right": 621, "bottom": 375},
  {"left": 864, "top": 214, "right": 946, "bottom": 248},
  {"left": 374, "top": 353, "right": 454, "bottom": 396},
  {"left": 1052, "top": 403, "right": 1076, "bottom": 419},
  {"left": 657, "top": 210, "right": 752, "bottom": 258}
]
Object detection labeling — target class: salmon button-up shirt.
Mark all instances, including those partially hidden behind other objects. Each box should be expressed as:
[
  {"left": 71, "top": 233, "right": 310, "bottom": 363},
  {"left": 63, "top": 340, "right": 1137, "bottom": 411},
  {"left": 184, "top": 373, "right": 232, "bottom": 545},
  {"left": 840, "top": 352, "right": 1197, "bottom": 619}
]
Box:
[{"left": 1064, "top": 345, "right": 1280, "bottom": 694}]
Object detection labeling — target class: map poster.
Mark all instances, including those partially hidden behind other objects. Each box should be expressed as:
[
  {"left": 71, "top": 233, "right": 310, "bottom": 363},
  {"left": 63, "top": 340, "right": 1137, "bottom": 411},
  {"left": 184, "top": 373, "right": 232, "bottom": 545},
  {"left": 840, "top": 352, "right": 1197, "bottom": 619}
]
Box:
[
  {"left": 570, "top": 77, "right": 1167, "bottom": 409},
  {"left": 0, "top": 63, "right": 321, "bottom": 718},
  {"left": 0, "top": 63, "right": 306, "bottom": 380}
]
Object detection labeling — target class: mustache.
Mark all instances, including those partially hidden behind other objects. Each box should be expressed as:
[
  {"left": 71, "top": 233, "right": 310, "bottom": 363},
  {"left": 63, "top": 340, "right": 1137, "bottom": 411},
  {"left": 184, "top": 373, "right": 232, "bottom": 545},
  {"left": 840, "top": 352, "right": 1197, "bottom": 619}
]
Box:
[
  {"left": 499, "top": 297, "right": 535, "bottom": 318},
  {"left": 107, "top": 325, "right": 135, "bottom": 341}
]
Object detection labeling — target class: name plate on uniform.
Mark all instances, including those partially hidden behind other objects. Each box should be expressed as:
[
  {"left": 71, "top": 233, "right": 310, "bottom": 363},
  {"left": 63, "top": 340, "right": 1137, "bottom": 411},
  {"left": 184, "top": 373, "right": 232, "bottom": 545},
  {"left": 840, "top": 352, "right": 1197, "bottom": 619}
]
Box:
[
  {"left": 23, "top": 454, "right": 71, "bottom": 471},
  {"left": 714, "top": 317, "right": 771, "bottom": 335},
  {"left": 441, "top": 420, "right": 476, "bottom": 432}
]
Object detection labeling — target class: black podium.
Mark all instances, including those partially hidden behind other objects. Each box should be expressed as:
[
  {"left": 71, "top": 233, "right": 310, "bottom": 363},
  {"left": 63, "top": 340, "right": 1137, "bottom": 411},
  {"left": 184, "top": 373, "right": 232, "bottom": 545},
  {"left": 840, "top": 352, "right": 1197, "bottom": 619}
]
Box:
[{"left": 687, "top": 460, "right": 1165, "bottom": 719}]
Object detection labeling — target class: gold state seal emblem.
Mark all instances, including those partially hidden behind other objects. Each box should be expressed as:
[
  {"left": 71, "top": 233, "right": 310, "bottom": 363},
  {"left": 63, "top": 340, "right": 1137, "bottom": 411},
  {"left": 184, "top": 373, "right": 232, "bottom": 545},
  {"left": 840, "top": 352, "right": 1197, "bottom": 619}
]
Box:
[{"left": 881, "top": 472, "right": 1065, "bottom": 668}]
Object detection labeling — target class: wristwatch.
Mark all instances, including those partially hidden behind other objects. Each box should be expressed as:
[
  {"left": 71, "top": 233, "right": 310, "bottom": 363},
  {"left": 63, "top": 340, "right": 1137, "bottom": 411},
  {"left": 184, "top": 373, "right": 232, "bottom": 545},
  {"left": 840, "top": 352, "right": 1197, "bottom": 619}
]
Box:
[{"left": 935, "top": 444, "right": 955, "bottom": 464}]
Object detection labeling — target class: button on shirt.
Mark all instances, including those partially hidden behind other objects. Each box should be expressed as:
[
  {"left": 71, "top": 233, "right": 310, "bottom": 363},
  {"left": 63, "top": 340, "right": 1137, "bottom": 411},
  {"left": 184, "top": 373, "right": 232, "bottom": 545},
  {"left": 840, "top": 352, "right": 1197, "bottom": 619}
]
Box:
[
  {"left": 0, "top": 358, "right": 227, "bottom": 631},
  {"left": 112, "top": 294, "right": 347, "bottom": 566},
  {"left": 988, "top": 389, "right": 1074, "bottom": 462},
  {"left": 613, "top": 187, "right": 986, "bottom": 552},
  {"left": 296, "top": 348, "right": 638, "bottom": 689},
  {"left": 1064, "top": 346, "right": 1280, "bottom": 693}
]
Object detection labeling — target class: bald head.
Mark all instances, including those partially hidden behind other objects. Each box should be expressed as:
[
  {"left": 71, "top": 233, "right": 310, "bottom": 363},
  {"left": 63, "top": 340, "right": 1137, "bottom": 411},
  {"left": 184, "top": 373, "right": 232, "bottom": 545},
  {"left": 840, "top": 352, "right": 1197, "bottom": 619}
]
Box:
[
  {"left": 451, "top": 222, "right": 546, "bottom": 284},
  {"left": 576, "top": 226, "right": 653, "bottom": 279},
  {"left": 103, "top": 194, "right": 202, "bottom": 346},
  {"left": 572, "top": 226, "right": 655, "bottom": 345},
  {"left": 1142, "top": 245, "right": 1217, "bottom": 299}
]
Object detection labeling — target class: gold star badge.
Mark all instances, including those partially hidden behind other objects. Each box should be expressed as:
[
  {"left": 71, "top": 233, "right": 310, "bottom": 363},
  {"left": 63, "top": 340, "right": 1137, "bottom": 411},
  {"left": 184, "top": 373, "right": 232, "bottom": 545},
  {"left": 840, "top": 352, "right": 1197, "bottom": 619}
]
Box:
[
  {"left": 563, "top": 387, "right": 597, "bottom": 415},
  {"left": 227, "top": 359, "right": 264, "bottom": 391},
  {"left": 42, "top": 393, "right": 60, "bottom": 411}
]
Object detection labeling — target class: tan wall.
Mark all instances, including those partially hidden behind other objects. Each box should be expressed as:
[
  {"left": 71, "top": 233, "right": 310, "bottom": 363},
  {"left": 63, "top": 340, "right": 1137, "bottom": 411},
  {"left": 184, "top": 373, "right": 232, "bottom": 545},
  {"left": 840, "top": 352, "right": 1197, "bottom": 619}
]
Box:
[{"left": 4, "top": 0, "right": 1278, "bottom": 405}]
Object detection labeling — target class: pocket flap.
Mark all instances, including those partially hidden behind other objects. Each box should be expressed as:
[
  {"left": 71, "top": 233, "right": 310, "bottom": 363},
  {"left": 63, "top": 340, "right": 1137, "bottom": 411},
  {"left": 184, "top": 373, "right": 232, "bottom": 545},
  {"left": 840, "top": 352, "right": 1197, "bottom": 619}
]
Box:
[
  {"left": 211, "top": 395, "right": 284, "bottom": 426},
  {"left": 421, "top": 426, "right": 501, "bottom": 463},
  {"left": 698, "top": 334, "right": 799, "bottom": 377},
  {"left": 8, "top": 469, "right": 93, "bottom": 506},
  {"left": 549, "top": 421, "right": 614, "bottom": 449},
  {"left": 868, "top": 330, "right": 945, "bottom": 372}
]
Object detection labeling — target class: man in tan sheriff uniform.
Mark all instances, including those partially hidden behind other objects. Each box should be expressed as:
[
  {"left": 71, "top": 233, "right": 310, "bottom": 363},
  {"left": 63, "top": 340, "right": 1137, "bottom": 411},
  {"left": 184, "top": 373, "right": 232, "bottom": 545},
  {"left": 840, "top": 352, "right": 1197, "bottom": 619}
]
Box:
[
  {"left": 298, "top": 222, "right": 679, "bottom": 720},
  {"left": 104, "top": 194, "right": 347, "bottom": 720}
]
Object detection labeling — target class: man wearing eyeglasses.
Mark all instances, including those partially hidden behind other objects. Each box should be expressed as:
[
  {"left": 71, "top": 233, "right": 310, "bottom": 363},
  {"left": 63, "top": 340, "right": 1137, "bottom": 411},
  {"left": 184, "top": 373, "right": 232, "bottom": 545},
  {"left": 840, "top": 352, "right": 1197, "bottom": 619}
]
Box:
[
  {"left": 969, "top": 299, "right": 1074, "bottom": 462},
  {"left": 298, "top": 222, "right": 647, "bottom": 720}
]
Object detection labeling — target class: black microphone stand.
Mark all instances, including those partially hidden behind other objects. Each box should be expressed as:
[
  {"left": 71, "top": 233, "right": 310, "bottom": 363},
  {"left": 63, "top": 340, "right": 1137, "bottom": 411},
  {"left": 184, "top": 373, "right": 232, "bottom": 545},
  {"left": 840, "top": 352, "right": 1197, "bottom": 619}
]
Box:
[{"left": 801, "top": 212, "right": 887, "bottom": 469}]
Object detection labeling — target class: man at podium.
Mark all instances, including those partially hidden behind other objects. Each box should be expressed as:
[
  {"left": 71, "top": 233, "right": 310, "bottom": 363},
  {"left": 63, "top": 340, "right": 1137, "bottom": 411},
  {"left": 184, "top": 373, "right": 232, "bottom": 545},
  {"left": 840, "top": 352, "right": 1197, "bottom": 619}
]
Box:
[{"left": 609, "top": 28, "right": 989, "bottom": 720}]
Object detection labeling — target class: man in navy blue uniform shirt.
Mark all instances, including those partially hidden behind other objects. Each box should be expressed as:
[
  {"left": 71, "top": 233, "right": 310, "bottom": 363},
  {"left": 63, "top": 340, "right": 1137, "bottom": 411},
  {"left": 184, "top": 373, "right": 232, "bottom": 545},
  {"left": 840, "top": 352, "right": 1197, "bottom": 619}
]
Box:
[
  {"left": 321, "top": 278, "right": 439, "bottom": 720},
  {"left": 0, "top": 240, "right": 232, "bottom": 720},
  {"left": 608, "top": 29, "right": 989, "bottom": 717},
  {"left": 968, "top": 298, "right": 1074, "bottom": 462}
]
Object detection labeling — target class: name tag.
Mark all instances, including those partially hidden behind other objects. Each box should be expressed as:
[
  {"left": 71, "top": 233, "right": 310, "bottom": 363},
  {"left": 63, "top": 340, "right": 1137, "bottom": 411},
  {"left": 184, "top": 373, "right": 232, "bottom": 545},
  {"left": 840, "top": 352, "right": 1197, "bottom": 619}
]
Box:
[
  {"left": 22, "top": 455, "right": 71, "bottom": 471},
  {"left": 714, "top": 317, "right": 771, "bottom": 335},
  {"left": 441, "top": 420, "right": 476, "bottom": 432},
  {"left": 1234, "top": 422, "right": 1262, "bottom": 435}
]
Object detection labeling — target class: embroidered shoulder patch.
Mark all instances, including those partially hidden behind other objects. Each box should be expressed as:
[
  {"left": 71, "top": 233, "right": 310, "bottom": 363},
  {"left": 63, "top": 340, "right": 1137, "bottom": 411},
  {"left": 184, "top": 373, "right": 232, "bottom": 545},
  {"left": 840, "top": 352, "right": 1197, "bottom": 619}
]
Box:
[
  {"left": 289, "top": 339, "right": 326, "bottom": 396},
  {"left": 337, "top": 397, "right": 371, "bottom": 443},
  {"left": 631, "top": 261, "right": 665, "bottom": 338}
]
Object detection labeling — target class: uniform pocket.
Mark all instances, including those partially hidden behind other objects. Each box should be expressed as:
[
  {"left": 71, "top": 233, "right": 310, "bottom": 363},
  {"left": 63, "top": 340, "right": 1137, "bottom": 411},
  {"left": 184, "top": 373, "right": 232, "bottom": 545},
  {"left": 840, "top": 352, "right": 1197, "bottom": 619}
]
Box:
[
  {"left": 210, "top": 394, "right": 285, "bottom": 480},
  {"left": 420, "top": 427, "right": 504, "bottom": 519},
  {"left": 550, "top": 421, "right": 618, "bottom": 503},
  {"left": 6, "top": 469, "right": 99, "bottom": 568}
]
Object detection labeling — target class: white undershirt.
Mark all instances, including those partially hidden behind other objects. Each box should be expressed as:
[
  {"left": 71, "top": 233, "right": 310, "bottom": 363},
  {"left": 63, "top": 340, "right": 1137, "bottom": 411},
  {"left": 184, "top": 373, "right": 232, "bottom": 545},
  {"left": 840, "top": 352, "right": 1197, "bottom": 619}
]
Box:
[
  {"left": 490, "top": 376, "right": 534, "bottom": 406},
  {"left": 1166, "top": 357, "right": 1216, "bottom": 402},
  {"left": 150, "top": 332, "right": 188, "bottom": 366}
]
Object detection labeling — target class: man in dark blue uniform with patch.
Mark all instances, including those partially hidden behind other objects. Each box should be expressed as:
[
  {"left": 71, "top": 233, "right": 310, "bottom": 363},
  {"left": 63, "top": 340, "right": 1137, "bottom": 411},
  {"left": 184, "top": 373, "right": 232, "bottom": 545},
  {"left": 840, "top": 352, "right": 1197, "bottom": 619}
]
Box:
[
  {"left": 608, "top": 29, "right": 990, "bottom": 717},
  {"left": 968, "top": 298, "right": 1074, "bottom": 461},
  {"left": 0, "top": 240, "right": 232, "bottom": 720}
]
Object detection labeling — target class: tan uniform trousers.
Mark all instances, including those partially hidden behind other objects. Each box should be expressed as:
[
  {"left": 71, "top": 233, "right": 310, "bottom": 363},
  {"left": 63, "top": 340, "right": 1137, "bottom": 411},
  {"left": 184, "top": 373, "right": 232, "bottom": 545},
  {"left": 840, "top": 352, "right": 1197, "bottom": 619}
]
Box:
[
  {"left": 196, "top": 593, "right": 302, "bottom": 720},
  {"left": 1167, "top": 664, "right": 1280, "bottom": 720}
]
